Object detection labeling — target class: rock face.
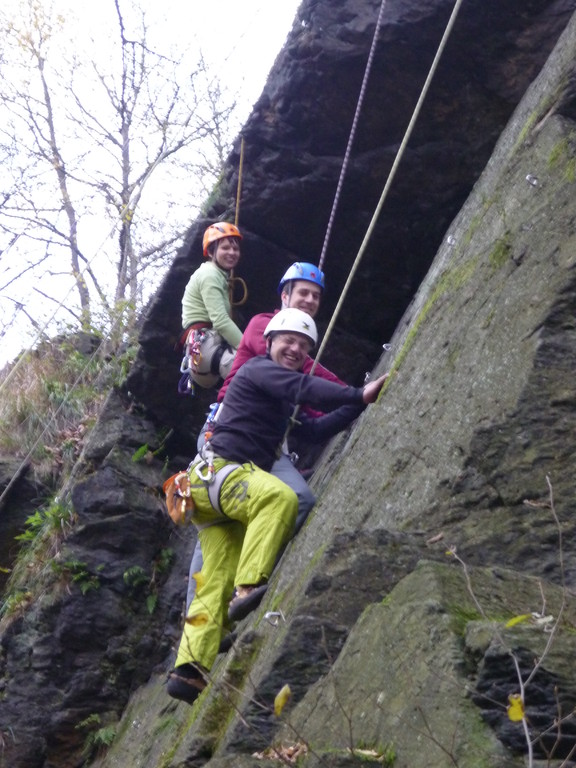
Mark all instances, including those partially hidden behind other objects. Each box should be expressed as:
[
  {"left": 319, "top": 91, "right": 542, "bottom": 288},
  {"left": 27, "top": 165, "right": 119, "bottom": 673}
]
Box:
[
  {"left": 2, "top": 1, "right": 576, "bottom": 767},
  {"left": 127, "top": 0, "right": 576, "bottom": 438}
]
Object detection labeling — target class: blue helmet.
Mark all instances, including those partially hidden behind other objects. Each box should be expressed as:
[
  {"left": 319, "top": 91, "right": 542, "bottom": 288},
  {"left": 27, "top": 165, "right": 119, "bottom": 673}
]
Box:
[{"left": 278, "top": 262, "right": 325, "bottom": 294}]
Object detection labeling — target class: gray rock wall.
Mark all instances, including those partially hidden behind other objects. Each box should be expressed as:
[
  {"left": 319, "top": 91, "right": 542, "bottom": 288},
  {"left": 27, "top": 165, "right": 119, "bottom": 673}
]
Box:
[
  {"left": 2, "top": 1, "right": 576, "bottom": 767},
  {"left": 127, "top": 0, "right": 575, "bottom": 440},
  {"left": 153, "top": 8, "right": 576, "bottom": 767}
]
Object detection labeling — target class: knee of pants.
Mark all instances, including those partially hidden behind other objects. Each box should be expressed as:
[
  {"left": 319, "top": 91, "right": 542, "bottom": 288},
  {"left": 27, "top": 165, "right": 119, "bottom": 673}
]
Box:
[
  {"left": 270, "top": 454, "right": 315, "bottom": 516},
  {"left": 296, "top": 485, "right": 316, "bottom": 515},
  {"left": 294, "top": 507, "right": 311, "bottom": 534}
]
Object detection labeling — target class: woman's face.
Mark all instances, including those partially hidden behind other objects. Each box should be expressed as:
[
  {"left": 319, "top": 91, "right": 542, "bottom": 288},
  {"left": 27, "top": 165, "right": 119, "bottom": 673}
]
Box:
[{"left": 213, "top": 237, "right": 241, "bottom": 270}]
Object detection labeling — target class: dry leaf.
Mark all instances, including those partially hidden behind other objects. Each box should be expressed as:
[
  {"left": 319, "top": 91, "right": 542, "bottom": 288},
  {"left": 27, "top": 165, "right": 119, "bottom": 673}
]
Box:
[
  {"left": 192, "top": 571, "right": 205, "bottom": 592},
  {"left": 505, "top": 614, "right": 532, "bottom": 628},
  {"left": 185, "top": 612, "right": 209, "bottom": 626},
  {"left": 252, "top": 742, "right": 308, "bottom": 762},
  {"left": 507, "top": 693, "right": 524, "bottom": 722},
  {"left": 274, "top": 684, "right": 292, "bottom": 716}
]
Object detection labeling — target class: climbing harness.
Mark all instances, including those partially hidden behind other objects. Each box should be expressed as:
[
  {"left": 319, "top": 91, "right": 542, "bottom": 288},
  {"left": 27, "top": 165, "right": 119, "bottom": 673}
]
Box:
[
  {"left": 179, "top": 326, "right": 236, "bottom": 394},
  {"left": 196, "top": 461, "right": 242, "bottom": 518},
  {"left": 163, "top": 432, "right": 241, "bottom": 528},
  {"left": 189, "top": 441, "right": 242, "bottom": 525}
]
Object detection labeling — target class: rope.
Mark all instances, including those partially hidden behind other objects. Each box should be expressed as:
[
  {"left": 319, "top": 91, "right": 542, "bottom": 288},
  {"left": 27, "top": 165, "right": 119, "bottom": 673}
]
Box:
[
  {"left": 318, "top": 0, "right": 388, "bottom": 272},
  {"left": 281, "top": 0, "right": 466, "bottom": 450},
  {"left": 230, "top": 136, "right": 249, "bottom": 308},
  {"left": 312, "top": 0, "right": 466, "bottom": 376},
  {"left": 234, "top": 137, "right": 245, "bottom": 228}
]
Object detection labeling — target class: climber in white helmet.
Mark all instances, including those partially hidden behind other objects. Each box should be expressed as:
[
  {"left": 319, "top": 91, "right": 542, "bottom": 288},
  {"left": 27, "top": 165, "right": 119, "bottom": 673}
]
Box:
[{"left": 167, "top": 307, "right": 387, "bottom": 705}]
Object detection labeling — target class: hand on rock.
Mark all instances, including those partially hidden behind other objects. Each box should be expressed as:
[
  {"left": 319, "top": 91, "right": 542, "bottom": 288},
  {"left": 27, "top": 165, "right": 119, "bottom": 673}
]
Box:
[{"left": 362, "top": 373, "right": 389, "bottom": 404}]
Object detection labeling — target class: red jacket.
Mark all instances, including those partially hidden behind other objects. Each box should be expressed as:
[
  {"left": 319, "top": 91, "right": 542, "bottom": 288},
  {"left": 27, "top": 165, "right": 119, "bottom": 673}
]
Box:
[{"left": 217, "top": 311, "right": 346, "bottom": 414}]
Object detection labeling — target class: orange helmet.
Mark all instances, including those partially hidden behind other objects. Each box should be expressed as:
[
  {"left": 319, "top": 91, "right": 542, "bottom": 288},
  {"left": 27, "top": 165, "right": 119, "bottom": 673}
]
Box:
[{"left": 202, "top": 222, "right": 242, "bottom": 257}]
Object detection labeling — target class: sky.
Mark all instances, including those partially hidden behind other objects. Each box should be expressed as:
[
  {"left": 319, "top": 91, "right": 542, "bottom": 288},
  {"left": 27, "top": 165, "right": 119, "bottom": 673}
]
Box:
[
  {"left": 0, "top": 0, "right": 302, "bottom": 368},
  {"left": 83, "top": 0, "right": 302, "bottom": 112}
]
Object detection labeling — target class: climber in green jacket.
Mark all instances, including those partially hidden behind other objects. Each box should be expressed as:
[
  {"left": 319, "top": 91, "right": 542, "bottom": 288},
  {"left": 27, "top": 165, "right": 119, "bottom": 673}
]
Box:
[
  {"left": 167, "top": 308, "right": 387, "bottom": 705},
  {"left": 180, "top": 222, "right": 244, "bottom": 390}
]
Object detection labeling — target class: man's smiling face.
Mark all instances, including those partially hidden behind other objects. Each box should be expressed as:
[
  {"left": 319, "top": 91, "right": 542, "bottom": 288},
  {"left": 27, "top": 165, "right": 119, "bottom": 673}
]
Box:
[
  {"left": 282, "top": 280, "right": 322, "bottom": 317},
  {"left": 269, "top": 332, "right": 313, "bottom": 370}
]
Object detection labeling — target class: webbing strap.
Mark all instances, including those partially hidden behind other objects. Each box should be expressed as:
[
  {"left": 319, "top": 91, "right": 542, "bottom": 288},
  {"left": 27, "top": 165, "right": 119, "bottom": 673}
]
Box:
[{"left": 206, "top": 462, "right": 242, "bottom": 516}]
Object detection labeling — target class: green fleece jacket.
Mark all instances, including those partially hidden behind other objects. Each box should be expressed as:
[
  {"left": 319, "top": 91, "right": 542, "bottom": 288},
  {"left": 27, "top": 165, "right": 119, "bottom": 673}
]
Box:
[{"left": 181, "top": 261, "right": 242, "bottom": 348}]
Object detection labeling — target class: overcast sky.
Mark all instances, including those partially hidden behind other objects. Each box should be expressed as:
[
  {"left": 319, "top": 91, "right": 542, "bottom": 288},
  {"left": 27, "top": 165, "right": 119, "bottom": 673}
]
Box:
[{"left": 0, "top": 0, "right": 302, "bottom": 368}]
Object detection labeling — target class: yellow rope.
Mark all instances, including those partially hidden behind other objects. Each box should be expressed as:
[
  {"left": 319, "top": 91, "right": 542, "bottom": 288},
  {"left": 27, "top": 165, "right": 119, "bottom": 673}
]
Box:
[
  {"left": 234, "top": 137, "right": 245, "bottom": 228},
  {"left": 230, "top": 136, "right": 248, "bottom": 307}
]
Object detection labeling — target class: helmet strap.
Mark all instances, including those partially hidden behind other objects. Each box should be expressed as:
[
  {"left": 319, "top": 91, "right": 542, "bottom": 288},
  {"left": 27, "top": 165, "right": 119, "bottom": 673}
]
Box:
[{"left": 280, "top": 283, "right": 293, "bottom": 308}]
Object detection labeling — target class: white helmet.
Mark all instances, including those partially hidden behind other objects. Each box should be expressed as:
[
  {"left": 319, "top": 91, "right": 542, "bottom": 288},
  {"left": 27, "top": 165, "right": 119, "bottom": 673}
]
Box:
[{"left": 263, "top": 308, "right": 318, "bottom": 347}]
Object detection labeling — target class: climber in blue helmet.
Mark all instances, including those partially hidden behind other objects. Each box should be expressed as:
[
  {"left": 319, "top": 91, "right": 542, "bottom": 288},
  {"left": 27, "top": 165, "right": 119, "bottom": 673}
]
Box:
[{"left": 185, "top": 262, "right": 345, "bottom": 613}]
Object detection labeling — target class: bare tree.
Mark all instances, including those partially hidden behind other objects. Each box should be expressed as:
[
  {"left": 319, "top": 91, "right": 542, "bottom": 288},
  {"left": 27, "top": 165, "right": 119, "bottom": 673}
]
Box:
[{"left": 0, "top": 0, "right": 237, "bottom": 347}]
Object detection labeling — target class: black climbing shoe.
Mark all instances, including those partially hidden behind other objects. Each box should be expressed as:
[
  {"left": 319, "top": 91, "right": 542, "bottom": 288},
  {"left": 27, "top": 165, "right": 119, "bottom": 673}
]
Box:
[
  {"left": 218, "top": 632, "right": 237, "bottom": 653},
  {"left": 166, "top": 663, "right": 207, "bottom": 705},
  {"left": 228, "top": 584, "right": 268, "bottom": 622}
]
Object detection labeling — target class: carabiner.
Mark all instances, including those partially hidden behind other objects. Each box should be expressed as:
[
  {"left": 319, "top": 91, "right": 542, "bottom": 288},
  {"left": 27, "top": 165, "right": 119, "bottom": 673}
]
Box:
[
  {"left": 264, "top": 610, "right": 285, "bottom": 627},
  {"left": 194, "top": 459, "right": 214, "bottom": 483},
  {"left": 193, "top": 444, "right": 216, "bottom": 484}
]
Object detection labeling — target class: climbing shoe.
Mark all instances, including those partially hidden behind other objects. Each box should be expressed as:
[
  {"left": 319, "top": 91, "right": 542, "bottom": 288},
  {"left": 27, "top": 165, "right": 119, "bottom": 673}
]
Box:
[
  {"left": 166, "top": 663, "right": 207, "bottom": 705},
  {"left": 228, "top": 584, "right": 268, "bottom": 622},
  {"left": 218, "top": 631, "right": 237, "bottom": 653}
]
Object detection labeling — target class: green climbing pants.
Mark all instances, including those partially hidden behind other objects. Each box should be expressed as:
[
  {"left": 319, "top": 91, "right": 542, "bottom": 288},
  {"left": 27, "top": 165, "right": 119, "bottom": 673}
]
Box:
[{"left": 175, "top": 458, "right": 298, "bottom": 672}]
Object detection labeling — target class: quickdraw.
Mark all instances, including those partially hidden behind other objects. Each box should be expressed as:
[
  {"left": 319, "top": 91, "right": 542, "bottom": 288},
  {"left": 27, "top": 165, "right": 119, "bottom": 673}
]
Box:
[
  {"left": 164, "top": 446, "right": 242, "bottom": 527},
  {"left": 193, "top": 443, "right": 216, "bottom": 484},
  {"left": 189, "top": 330, "right": 205, "bottom": 370}
]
